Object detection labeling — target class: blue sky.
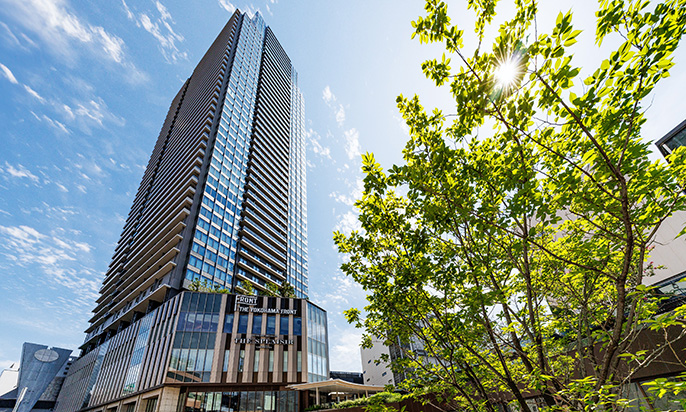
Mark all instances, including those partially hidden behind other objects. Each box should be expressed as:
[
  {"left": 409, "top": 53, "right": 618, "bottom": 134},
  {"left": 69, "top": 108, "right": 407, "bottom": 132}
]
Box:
[{"left": 0, "top": 0, "right": 684, "bottom": 373}]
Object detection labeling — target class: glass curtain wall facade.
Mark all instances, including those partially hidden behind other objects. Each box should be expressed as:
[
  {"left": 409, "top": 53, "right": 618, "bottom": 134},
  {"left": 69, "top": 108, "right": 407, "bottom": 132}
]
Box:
[
  {"left": 184, "top": 391, "right": 298, "bottom": 412},
  {"left": 306, "top": 303, "right": 328, "bottom": 382},
  {"left": 83, "top": 10, "right": 309, "bottom": 354}
]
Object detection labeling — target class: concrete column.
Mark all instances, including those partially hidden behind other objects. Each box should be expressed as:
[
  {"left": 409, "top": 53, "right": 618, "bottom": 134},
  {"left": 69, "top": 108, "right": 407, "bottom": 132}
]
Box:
[{"left": 157, "top": 387, "right": 181, "bottom": 412}]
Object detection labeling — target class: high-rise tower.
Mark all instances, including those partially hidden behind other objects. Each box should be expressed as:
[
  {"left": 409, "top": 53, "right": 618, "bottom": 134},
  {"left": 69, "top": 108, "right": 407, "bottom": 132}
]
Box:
[
  {"left": 55, "top": 11, "right": 328, "bottom": 412},
  {"left": 85, "top": 9, "right": 309, "bottom": 354}
]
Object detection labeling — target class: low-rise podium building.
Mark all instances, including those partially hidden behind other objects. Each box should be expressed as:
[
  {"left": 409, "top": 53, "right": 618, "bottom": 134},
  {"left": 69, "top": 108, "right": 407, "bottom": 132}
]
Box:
[{"left": 56, "top": 293, "right": 327, "bottom": 412}]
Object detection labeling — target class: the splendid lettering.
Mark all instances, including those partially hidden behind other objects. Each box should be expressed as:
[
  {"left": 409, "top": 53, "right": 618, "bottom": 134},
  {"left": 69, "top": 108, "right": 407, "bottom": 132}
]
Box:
[{"left": 234, "top": 337, "right": 294, "bottom": 345}]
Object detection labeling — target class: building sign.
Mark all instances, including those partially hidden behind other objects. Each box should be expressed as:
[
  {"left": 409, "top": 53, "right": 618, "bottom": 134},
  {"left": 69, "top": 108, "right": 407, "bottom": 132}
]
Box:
[
  {"left": 237, "top": 306, "right": 297, "bottom": 315},
  {"left": 232, "top": 294, "right": 301, "bottom": 316},
  {"left": 235, "top": 295, "right": 258, "bottom": 306},
  {"left": 234, "top": 336, "right": 294, "bottom": 349}
]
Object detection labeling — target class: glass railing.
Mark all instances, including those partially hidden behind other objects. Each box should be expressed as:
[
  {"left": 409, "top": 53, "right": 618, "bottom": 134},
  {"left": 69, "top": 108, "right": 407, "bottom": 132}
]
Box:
[
  {"left": 243, "top": 218, "right": 286, "bottom": 249},
  {"left": 245, "top": 186, "right": 286, "bottom": 219},
  {"left": 238, "top": 258, "right": 282, "bottom": 284},
  {"left": 246, "top": 173, "right": 287, "bottom": 206},
  {"left": 242, "top": 248, "right": 285, "bottom": 275},
  {"left": 245, "top": 199, "right": 286, "bottom": 229},
  {"left": 244, "top": 207, "right": 286, "bottom": 240},
  {"left": 239, "top": 238, "right": 286, "bottom": 263}
]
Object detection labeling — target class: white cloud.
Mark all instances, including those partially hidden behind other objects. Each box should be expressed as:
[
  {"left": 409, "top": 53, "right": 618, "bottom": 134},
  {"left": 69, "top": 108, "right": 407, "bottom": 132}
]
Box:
[
  {"left": 74, "top": 100, "right": 105, "bottom": 126},
  {"left": 394, "top": 113, "right": 410, "bottom": 135},
  {"left": 344, "top": 128, "right": 361, "bottom": 160},
  {"left": 0, "top": 225, "right": 45, "bottom": 244},
  {"left": 59, "top": 97, "right": 123, "bottom": 132},
  {"left": 3, "top": 163, "right": 40, "bottom": 183},
  {"left": 0, "top": 225, "right": 99, "bottom": 305},
  {"left": 124, "top": 0, "right": 187, "bottom": 64},
  {"left": 312, "top": 140, "right": 331, "bottom": 159},
  {"left": 316, "top": 273, "right": 363, "bottom": 307},
  {"left": 330, "top": 179, "right": 362, "bottom": 207},
  {"left": 121, "top": 0, "right": 135, "bottom": 19},
  {"left": 335, "top": 105, "right": 346, "bottom": 126},
  {"left": 329, "top": 327, "right": 363, "bottom": 372},
  {"left": 0, "top": 62, "right": 18, "bottom": 84},
  {"left": 62, "top": 104, "right": 75, "bottom": 119},
  {"left": 2, "top": 0, "right": 141, "bottom": 79},
  {"left": 0, "top": 62, "right": 116, "bottom": 134},
  {"left": 307, "top": 128, "right": 332, "bottom": 160},
  {"left": 218, "top": 0, "right": 236, "bottom": 13},
  {"left": 330, "top": 192, "right": 355, "bottom": 207},
  {"left": 322, "top": 85, "right": 335, "bottom": 103},
  {"left": 0, "top": 22, "right": 25, "bottom": 49},
  {"left": 216, "top": 1, "right": 260, "bottom": 18},
  {"left": 334, "top": 210, "right": 361, "bottom": 235},
  {"left": 155, "top": 1, "right": 171, "bottom": 20},
  {"left": 322, "top": 85, "right": 347, "bottom": 127},
  {"left": 31, "top": 112, "right": 70, "bottom": 134},
  {"left": 91, "top": 26, "right": 125, "bottom": 63},
  {"left": 20, "top": 203, "right": 78, "bottom": 221},
  {"left": 23, "top": 84, "right": 45, "bottom": 102},
  {"left": 43, "top": 115, "right": 70, "bottom": 134}
]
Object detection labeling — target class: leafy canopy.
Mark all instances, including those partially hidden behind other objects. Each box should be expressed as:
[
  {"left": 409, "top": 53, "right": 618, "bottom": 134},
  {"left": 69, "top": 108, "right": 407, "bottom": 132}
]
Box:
[{"left": 335, "top": 0, "right": 686, "bottom": 411}]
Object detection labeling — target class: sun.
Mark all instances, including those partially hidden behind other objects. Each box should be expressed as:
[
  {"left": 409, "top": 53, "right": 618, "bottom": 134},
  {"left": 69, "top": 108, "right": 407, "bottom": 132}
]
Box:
[{"left": 494, "top": 56, "right": 520, "bottom": 89}]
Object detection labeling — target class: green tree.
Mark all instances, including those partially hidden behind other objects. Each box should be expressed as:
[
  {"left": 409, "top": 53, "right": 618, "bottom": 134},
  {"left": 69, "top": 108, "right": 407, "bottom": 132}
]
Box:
[
  {"left": 187, "top": 279, "right": 231, "bottom": 294},
  {"left": 238, "top": 281, "right": 256, "bottom": 296},
  {"left": 262, "top": 282, "right": 297, "bottom": 298},
  {"left": 335, "top": 0, "right": 686, "bottom": 411},
  {"left": 278, "top": 282, "right": 297, "bottom": 298}
]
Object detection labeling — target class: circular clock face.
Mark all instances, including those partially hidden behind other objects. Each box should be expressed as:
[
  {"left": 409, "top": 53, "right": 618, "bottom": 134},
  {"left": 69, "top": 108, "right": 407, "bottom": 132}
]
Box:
[{"left": 34, "top": 349, "right": 59, "bottom": 363}]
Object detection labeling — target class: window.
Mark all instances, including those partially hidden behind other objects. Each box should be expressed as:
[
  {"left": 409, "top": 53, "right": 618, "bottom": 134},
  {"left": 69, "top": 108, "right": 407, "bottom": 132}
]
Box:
[
  {"left": 202, "top": 262, "right": 215, "bottom": 276},
  {"left": 198, "top": 218, "right": 210, "bottom": 231},
  {"left": 237, "top": 314, "right": 248, "bottom": 334},
  {"left": 223, "top": 350, "right": 230, "bottom": 372},
  {"left": 195, "top": 230, "right": 208, "bottom": 244},
  {"left": 268, "top": 350, "right": 274, "bottom": 372},
  {"left": 224, "top": 314, "right": 234, "bottom": 333},
  {"left": 238, "top": 350, "right": 244, "bottom": 372},
  {"left": 253, "top": 351, "right": 260, "bottom": 372},
  {"left": 279, "top": 316, "right": 289, "bottom": 336},
  {"left": 205, "top": 250, "right": 217, "bottom": 262},
  {"left": 192, "top": 242, "right": 206, "bottom": 256},
  {"left": 297, "top": 351, "right": 302, "bottom": 372},
  {"left": 293, "top": 318, "right": 301, "bottom": 336},
  {"left": 188, "top": 256, "right": 202, "bottom": 269},
  {"left": 252, "top": 315, "right": 262, "bottom": 335},
  {"left": 283, "top": 350, "right": 288, "bottom": 372},
  {"left": 266, "top": 315, "right": 276, "bottom": 335},
  {"left": 144, "top": 398, "right": 157, "bottom": 412}
]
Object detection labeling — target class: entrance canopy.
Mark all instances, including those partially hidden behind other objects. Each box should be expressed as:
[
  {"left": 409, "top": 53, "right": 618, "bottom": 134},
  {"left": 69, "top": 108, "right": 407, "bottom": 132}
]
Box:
[{"left": 286, "top": 379, "right": 385, "bottom": 398}]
